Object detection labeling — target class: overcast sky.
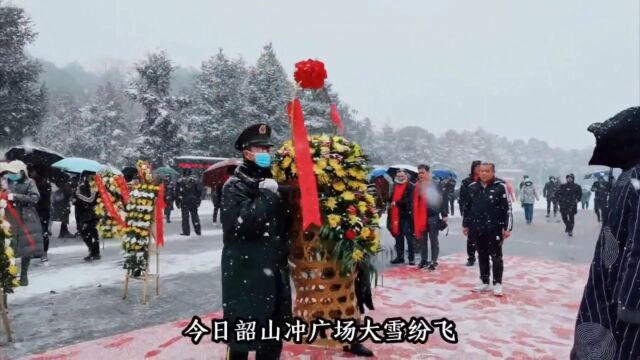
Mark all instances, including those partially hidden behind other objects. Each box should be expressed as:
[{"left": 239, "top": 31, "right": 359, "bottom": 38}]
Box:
[{"left": 16, "top": 0, "right": 640, "bottom": 149}]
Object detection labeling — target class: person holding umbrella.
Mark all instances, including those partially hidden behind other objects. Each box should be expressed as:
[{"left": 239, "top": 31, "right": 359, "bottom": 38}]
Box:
[
  {"left": 1, "top": 160, "right": 44, "bottom": 286},
  {"left": 591, "top": 175, "right": 610, "bottom": 223},
  {"left": 28, "top": 165, "right": 52, "bottom": 262},
  {"left": 162, "top": 175, "right": 175, "bottom": 223}
]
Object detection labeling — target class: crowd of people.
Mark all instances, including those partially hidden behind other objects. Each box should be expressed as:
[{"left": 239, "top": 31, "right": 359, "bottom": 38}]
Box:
[
  {"left": 0, "top": 161, "right": 216, "bottom": 284},
  {"left": 383, "top": 160, "right": 616, "bottom": 297}
]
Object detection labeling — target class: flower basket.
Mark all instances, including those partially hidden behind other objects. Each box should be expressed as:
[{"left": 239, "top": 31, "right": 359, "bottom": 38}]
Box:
[
  {"left": 289, "top": 188, "right": 359, "bottom": 347},
  {"left": 274, "top": 135, "right": 381, "bottom": 347}
]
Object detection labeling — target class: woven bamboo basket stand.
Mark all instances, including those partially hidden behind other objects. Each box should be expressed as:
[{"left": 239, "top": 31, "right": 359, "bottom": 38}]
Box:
[{"left": 288, "top": 190, "right": 360, "bottom": 348}]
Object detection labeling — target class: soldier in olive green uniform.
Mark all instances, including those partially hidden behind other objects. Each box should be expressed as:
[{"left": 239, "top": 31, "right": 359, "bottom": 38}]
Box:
[{"left": 221, "top": 124, "right": 292, "bottom": 360}]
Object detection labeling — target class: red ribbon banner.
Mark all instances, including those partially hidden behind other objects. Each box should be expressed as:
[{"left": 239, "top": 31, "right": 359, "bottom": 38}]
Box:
[
  {"left": 331, "top": 103, "right": 345, "bottom": 133},
  {"left": 95, "top": 175, "right": 127, "bottom": 229},
  {"left": 155, "top": 183, "right": 166, "bottom": 247},
  {"left": 6, "top": 202, "right": 36, "bottom": 250},
  {"left": 115, "top": 175, "right": 130, "bottom": 204},
  {"left": 287, "top": 99, "right": 323, "bottom": 231}
]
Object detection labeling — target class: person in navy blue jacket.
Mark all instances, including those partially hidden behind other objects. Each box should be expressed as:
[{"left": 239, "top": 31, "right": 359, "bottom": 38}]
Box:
[{"left": 572, "top": 107, "right": 640, "bottom": 360}]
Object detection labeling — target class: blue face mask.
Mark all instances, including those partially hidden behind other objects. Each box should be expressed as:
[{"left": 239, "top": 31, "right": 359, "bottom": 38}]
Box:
[
  {"left": 254, "top": 152, "right": 272, "bottom": 168},
  {"left": 6, "top": 174, "right": 21, "bottom": 182}
]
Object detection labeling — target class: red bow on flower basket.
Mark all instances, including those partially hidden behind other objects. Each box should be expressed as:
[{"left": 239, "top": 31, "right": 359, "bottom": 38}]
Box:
[
  {"left": 288, "top": 59, "right": 346, "bottom": 231},
  {"left": 294, "top": 59, "right": 327, "bottom": 89}
]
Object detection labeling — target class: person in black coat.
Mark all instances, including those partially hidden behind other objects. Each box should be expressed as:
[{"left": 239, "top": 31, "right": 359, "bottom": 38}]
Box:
[
  {"left": 387, "top": 169, "right": 416, "bottom": 265},
  {"left": 176, "top": 169, "right": 203, "bottom": 236},
  {"left": 414, "top": 164, "right": 449, "bottom": 270},
  {"left": 162, "top": 176, "right": 175, "bottom": 223},
  {"left": 572, "top": 106, "right": 640, "bottom": 359},
  {"left": 29, "top": 165, "right": 52, "bottom": 262},
  {"left": 458, "top": 160, "right": 482, "bottom": 266},
  {"left": 543, "top": 176, "right": 560, "bottom": 218},
  {"left": 221, "top": 123, "right": 292, "bottom": 360},
  {"left": 556, "top": 174, "right": 582, "bottom": 237},
  {"left": 52, "top": 179, "right": 75, "bottom": 238},
  {"left": 462, "top": 163, "right": 513, "bottom": 296},
  {"left": 74, "top": 174, "right": 100, "bottom": 261},
  {"left": 442, "top": 176, "right": 457, "bottom": 216},
  {"left": 212, "top": 184, "right": 222, "bottom": 223},
  {"left": 591, "top": 176, "right": 610, "bottom": 223}
]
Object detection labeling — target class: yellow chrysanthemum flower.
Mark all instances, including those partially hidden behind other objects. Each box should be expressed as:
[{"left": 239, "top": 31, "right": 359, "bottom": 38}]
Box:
[
  {"left": 365, "top": 194, "right": 376, "bottom": 206},
  {"left": 317, "top": 172, "right": 330, "bottom": 185},
  {"left": 341, "top": 191, "right": 355, "bottom": 201},
  {"left": 358, "top": 201, "right": 368, "bottom": 214},
  {"left": 8, "top": 265, "right": 18, "bottom": 276},
  {"left": 5, "top": 247, "right": 14, "bottom": 258},
  {"left": 348, "top": 180, "right": 363, "bottom": 190},
  {"left": 291, "top": 163, "right": 297, "bottom": 175},
  {"left": 361, "top": 227, "right": 371, "bottom": 239},
  {"left": 333, "top": 143, "right": 348, "bottom": 153},
  {"left": 325, "top": 197, "right": 338, "bottom": 211},
  {"left": 335, "top": 167, "right": 347, "bottom": 178},
  {"left": 328, "top": 159, "right": 341, "bottom": 170},
  {"left": 349, "top": 215, "right": 359, "bottom": 225},
  {"left": 316, "top": 159, "right": 328, "bottom": 170},
  {"left": 281, "top": 156, "right": 293, "bottom": 169},
  {"left": 327, "top": 215, "right": 342, "bottom": 228},
  {"left": 318, "top": 135, "right": 331, "bottom": 143},
  {"left": 333, "top": 181, "right": 346, "bottom": 192},
  {"left": 352, "top": 249, "right": 364, "bottom": 262}
]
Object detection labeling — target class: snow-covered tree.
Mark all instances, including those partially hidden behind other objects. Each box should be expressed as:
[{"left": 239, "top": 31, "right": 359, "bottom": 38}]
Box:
[
  {"left": 125, "top": 51, "right": 185, "bottom": 166},
  {"left": 244, "top": 43, "right": 293, "bottom": 146},
  {"left": 188, "top": 50, "right": 248, "bottom": 157},
  {"left": 70, "top": 81, "right": 131, "bottom": 166},
  {"left": 37, "top": 93, "right": 82, "bottom": 155},
  {"left": 0, "top": 2, "right": 46, "bottom": 147}
]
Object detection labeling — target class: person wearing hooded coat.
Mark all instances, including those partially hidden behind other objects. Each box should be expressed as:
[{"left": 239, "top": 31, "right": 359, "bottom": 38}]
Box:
[
  {"left": 2, "top": 160, "right": 44, "bottom": 286},
  {"left": 458, "top": 160, "right": 482, "bottom": 266},
  {"left": 221, "top": 123, "right": 293, "bottom": 360},
  {"left": 519, "top": 179, "right": 539, "bottom": 225},
  {"left": 556, "top": 174, "right": 582, "bottom": 237},
  {"left": 571, "top": 107, "right": 640, "bottom": 359}
]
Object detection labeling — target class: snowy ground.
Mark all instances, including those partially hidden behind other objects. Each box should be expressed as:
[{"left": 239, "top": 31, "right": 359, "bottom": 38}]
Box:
[{"left": 0, "top": 200, "right": 602, "bottom": 359}]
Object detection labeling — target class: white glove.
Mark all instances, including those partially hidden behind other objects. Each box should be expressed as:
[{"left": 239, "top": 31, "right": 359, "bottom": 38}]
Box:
[{"left": 259, "top": 179, "right": 279, "bottom": 193}]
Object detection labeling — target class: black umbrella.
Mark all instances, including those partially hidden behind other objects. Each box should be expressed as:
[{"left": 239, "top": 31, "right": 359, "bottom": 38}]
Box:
[{"left": 5, "top": 145, "right": 64, "bottom": 168}]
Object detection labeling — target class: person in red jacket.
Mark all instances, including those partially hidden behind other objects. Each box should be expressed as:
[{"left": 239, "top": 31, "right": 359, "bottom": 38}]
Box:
[{"left": 387, "top": 169, "right": 416, "bottom": 265}]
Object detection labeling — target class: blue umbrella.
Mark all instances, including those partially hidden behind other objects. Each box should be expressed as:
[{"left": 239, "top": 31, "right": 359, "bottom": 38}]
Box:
[
  {"left": 432, "top": 169, "right": 457, "bottom": 180},
  {"left": 52, "top": 157, "right": 106, "bottom": 174},
  {"left": 368, "top": 167, "right": 388, "bottom": 181}
]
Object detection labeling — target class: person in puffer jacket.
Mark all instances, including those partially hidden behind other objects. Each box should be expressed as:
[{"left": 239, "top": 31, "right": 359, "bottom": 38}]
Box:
[{"left": 519, "top": 179, "right": 539, "bottom": 225}]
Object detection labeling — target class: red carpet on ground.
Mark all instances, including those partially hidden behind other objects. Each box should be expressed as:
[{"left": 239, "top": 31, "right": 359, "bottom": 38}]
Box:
[{"left": 29, "top": 253, "right": 588, "bottom": 359}]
